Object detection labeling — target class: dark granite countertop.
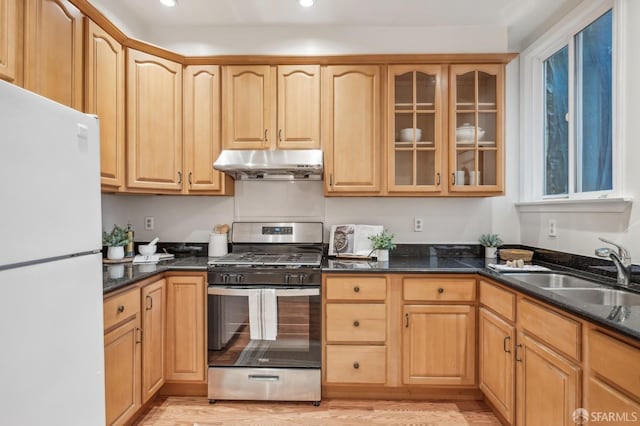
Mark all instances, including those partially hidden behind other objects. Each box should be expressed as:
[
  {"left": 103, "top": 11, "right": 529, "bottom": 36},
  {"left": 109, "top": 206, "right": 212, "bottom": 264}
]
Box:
[{"left": 103, "top": 256, "right": 208, "bottom": 294}]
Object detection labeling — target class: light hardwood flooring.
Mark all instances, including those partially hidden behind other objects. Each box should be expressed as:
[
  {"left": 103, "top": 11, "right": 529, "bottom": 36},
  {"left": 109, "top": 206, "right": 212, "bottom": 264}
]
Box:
[{"left": 134, "top": 397, "right": 501, "bottom": 425}]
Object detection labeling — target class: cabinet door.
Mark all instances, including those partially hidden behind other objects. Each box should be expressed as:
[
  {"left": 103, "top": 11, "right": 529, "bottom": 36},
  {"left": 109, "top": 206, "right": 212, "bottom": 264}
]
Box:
[
  {"left": 166, "top": 274, "right": 206, "bottom": 382},
  {"left": 402, "top": 305, "right": 475, "bottom": 385},
  {"left": 449, "top": 64, "right": 503, "bottom": 194},
  {"left": 184, "top": 65, "right": 232, "bottom": 194},
  {"left": 126, "top": 49, "right": 183, "bottom": 191},
  {"left": 24, "top": 0, "right": 83, "bottom": 109},
  {"left": 104, "top": 317, "right": 141, "bottom": 426},
  {"left": 0, "top": 0, "right": 17, "bottom": 82},
  {"left": 85, "top": 20, "right": 125, "bottom": 192},
  {"left": 323, "top": 65, "right": 381, "bottom": 194},
  {"left": 141, "top": 278, "right": 166, "bottom": 404},
  {"left": 388, "top": 65, "right": 444, "bottom": 193},
  {"left": 516, "top": 332, "right": 580, "bottom": 426},
  {"left": 277, "top": 65, "right": 320, "bottom": 149},
  {"left": 587, "top": 377, "right": 640, "bottom": 425},
  {"left": 222, "top": 65, "right": 274, "bottom": 149},
  {"left": 479, "top": 308, "right": 515, "bottom": 424}
]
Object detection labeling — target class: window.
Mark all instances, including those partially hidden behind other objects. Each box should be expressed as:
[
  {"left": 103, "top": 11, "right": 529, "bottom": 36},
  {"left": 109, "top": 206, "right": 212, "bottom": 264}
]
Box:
[
  {"left": 543, "top": 10, "right": 612, "bottom": 198},
  {"left": 520, "top": 1, "right": 619, "bottom": 203}
]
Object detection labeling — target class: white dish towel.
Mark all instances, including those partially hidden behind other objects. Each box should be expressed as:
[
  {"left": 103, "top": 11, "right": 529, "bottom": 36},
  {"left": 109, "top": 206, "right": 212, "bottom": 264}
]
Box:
[
  {"left": 487, "top": 264, "right": 550, "bottom": 272},
  {"left": 248, "top": 289, "right": 278, "bottom": 341},
  {"left": 248, "top": 289, "right": 262, "bottom": 340}
]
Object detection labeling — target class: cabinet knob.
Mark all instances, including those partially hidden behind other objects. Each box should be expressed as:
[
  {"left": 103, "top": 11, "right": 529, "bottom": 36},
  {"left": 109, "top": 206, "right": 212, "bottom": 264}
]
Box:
[
  {"left": 353, "top": 362, "right": 360, "bottom": 369},
  {"left": 437, "top": 287, "right": 444, "bottom": 294},
  {"left": 353, "top": 286, "right": 360, "bottom": 293},
  {"left": 117, "top": 305, "right": 125, "bottom": 313},
  {"left": 353, "top": 320, "right": 360, "bottom": 327}
]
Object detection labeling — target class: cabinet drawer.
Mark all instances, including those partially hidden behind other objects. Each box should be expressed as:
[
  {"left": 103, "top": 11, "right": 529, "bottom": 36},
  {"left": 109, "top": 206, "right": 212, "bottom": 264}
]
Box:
[
  {"left": 589, "top": 330, "right": 640, "bottom": 399},
  {"left": 479, "top": 280, "right": 515, "bottom": 321},
  {"left": 403, "top": 277, "right": 475, "bottom": 302},
  {"left": 325, "top": 345, "right": 386, "bottom": 384},
  {"left": 325, "top": 276, "right": 387, "bottom": 301},
  {"left": 588, "top": 377, "right": 640, "bottom": 420},
  {"left": 326, "top": 304, "right": 386, "bottom": 343},
  {"left": 519, "top": 299, "right": 580, "bottom": 361},
  {"left": 104, "top": 288, "right": 140, "bottom": 331}
]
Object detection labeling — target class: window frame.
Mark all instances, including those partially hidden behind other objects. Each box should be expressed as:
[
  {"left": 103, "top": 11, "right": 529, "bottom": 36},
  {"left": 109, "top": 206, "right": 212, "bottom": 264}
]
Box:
[{"left": 519, "top": 0, "right": 623, "bottom": 203}]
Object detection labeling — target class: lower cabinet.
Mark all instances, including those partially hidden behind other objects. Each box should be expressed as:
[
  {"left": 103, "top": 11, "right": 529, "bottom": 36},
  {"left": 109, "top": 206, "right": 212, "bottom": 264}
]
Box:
[
  {"left": 141, "top": 278, "right": 166, "bottom": 403},
  {"left": 165, "top": 274, "right": 206, "bottom": 382},
  {"left": 103, "top": 288, "right": 141, "bottom": 426}
]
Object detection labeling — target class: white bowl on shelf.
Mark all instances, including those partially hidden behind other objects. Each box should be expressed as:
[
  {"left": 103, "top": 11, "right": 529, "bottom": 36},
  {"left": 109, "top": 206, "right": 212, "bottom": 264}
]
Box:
[
  {"left": 456, "top": 123, "right": 484, "bottom": 143},
  {"left": 399, "top": 128, "right": 422, "bottom": 142}
]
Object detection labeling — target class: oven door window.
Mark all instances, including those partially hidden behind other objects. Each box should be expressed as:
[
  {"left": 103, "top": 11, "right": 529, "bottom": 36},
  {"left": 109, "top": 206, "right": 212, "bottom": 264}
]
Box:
[{"left": 207, "top": 286, "right": 321, "bottom": 368}]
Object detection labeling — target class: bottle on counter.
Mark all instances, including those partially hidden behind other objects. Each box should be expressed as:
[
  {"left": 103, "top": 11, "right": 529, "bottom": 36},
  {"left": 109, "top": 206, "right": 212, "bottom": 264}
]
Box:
[{"left": 125, "top": 222, "right": 135, "bottom": 257}]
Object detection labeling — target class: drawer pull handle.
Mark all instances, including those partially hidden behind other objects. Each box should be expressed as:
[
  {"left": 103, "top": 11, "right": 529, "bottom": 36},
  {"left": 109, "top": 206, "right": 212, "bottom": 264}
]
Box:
[
  {"left": 437, "top": 287, "right": 444, "bottom": 294},
  {"left": 353, "top": 362, "right": 360, "bottom": 369},
  {"left": 405, "top": 313, "right": 409, "bottom": 328},
  {"left": 353, "top": 286, "right": 360, "bottom": 293},
  {"left": 117, "top": 305, "right": 125, "bottom": 313},
  {"left": 135, "top": 327, "right": 143, "bottom": 344},
  {"left": 145, "top": 295, "right": 153, "bottom": 311},
  {"left": 353, "top": 320, "right": 360, "bottom": 327},
  {"left": 503, "top": 336, "right": 511, "bottom": 353},
  {"left": 248, "top": 374, "right": 279, "bottom": 382},
  {"left": 515, "top": 343, "right": 523, "bottom": 362}
]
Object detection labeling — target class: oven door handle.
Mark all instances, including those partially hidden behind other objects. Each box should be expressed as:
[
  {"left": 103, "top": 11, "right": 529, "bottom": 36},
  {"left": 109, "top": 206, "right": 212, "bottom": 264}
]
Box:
[{"left": 207, "top": 286, "right": 319, "bottom": 297}]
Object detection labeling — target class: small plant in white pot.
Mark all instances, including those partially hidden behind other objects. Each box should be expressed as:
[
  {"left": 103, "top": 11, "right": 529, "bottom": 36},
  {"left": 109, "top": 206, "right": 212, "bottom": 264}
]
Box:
[
  {"left": 479, "top": 233, "right": 503, "bottom": 258},
  {"left": 103, "top": 224, "right": 131, "bottom": 260},
  {"left": 369, "top": 230, "right": 396, "bottom": 262}
]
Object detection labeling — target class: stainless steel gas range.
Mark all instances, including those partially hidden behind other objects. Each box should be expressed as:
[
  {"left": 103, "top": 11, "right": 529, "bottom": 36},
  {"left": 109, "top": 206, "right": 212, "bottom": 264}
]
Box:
[{"left": 207, "top": 222, "right": 323, "bottom": 405}]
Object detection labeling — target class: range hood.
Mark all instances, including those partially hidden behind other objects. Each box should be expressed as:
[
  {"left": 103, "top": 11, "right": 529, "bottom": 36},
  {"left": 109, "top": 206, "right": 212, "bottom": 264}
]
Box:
[{"left": 213, "top": 149, "right": 323, "bottom": 180}]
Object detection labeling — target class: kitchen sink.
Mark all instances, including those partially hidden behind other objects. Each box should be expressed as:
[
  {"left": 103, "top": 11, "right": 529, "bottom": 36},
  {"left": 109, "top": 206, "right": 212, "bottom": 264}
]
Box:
[
  {"left": 503, "top": 272, "right": 604, "bottom": 289},
  {"left": 547, "top": 288, "right": 640, "bottom": 306}
]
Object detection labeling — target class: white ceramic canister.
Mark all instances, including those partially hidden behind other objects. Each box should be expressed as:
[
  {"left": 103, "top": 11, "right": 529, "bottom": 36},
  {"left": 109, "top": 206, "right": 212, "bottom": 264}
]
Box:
[{"left": 209, "top": 233, "right": 228, "bottom": 257}]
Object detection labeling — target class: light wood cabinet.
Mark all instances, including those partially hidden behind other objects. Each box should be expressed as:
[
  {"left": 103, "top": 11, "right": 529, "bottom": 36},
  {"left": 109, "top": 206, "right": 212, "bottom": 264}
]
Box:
[
  {"left": 0, "top": 0, "right": 17, "bottom": 82},
  {"left": 165, "top": 274, "right": 206, "bottom": 382},
  {"left": 387, "top": 65, "right": 445, "bottom": 193},
  {"left": 516, "top": 332, "right": 580, "bottom": 426},
  {"left": 24, "top": 0, "right": 83, "bottom": 109},
  {"left": 222, "top": 65, "right": 274, "bottom": 149},
  {"left": 402, "top": 304, "right": 475, "bottom": 385},
  {"left": 141, "top": 278, "right": 166, "bottom": 404},
  {"left": 183, "top": 65, "right": 233, "bottom": 194},
  {"left": 222, "top": 64, "right": 320, "bottom": 150},
  {"left": 85, "top": 19, "right": 125, "bottom": 192},
  {"left": 479, "top": 307, "right": 515, "bottom": 424},
  {"left": 103, "top": 288, "right": 141, "bottom": 426},
  {"left": 323, "top": 65, "right": 382, "bottom": 194},
  {"left": 587, "top": 377, "right": 640, "bottom": 425},
  {"left": 126, "top": 48, "right": 183, "bottom": 191},
  {"left": 449, "top": 64, "right": 504, "bottom": 194}
]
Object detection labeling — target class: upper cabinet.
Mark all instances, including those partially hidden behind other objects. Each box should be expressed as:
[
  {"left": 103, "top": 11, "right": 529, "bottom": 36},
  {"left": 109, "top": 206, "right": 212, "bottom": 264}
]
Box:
[
  {"left": 277, "top": 65, "right": 320, "bottom": 149},
  {"left": 449, "top": 64, "right": 504, "bottom": 194},
  {"left": 222, "top": 65, "right": 274, "bottom": 150},
  {"left": 0, "top": 0, "right": 17, "bottom": 82},
  {"left": 85, "top": 20, "right": 125, "bottom": 192},
  {"left": 24, "top": 0, "right": 83, "bottom": 109},
  {"left": 222, "top": 65, "right": 320, "bottom": 150},
  {"left": 183, "top": 65, "right": 233, "bottom": 195},
  {"left": 323, "top": 65, "right": 382, "bottom": 194},
  {"left": 126, "top": 48, "right": 183, "bottom": 192},
  {"left": 387, "top": 65, "right": 444, "bottom": 194}
]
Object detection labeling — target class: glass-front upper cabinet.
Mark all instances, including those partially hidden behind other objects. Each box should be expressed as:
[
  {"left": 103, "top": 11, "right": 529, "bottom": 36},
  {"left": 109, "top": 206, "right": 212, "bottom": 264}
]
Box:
[
  {"left": 449, "top": 64, "right": 504, "bottom": 193},
  {"left": 388, "top": 65, "right": 443, "bottom": 193}
]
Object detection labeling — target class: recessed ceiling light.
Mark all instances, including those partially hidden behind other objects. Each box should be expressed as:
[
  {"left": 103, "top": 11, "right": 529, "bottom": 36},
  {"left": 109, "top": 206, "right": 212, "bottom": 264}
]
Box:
[
  {"left": 160, "top": 0, "right": 177, "bottom": 7},
  {"left": 299, "top": 0, "right": 315, "bottom": 7}
]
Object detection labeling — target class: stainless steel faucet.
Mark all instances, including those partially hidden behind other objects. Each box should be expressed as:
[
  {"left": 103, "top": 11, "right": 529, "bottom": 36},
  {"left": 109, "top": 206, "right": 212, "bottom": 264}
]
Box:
[{"left": 595, "top": 237, "right": 632, "bottom": 287}]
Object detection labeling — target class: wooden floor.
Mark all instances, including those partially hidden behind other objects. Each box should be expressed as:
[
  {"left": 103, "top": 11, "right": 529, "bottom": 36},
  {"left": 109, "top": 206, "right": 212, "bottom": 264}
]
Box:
[{"left": 134, "top": 397, "right": 501, "bottom": 425}]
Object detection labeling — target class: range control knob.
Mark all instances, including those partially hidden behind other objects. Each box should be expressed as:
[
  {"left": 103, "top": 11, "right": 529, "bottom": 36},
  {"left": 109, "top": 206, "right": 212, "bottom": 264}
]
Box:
[{"left": 298, "top": 273, "right": 307, "bottom": 284}]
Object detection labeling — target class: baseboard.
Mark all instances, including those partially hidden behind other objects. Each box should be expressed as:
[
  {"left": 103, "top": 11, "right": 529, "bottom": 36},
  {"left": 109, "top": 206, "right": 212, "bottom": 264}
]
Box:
[{"left": 322, "top": 385, "right": 482, "bottom": 400}]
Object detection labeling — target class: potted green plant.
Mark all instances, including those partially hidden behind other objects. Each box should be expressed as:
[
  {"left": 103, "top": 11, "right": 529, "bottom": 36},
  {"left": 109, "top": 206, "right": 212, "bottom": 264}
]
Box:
[
  {"left": 369, "top": 229, "right": 396, "bottom": 262},
  {"left": 103, "top": 224, "right": 131, "bottom": 260},
  {"left": 479, "top": 233, "right": 503, "bottom": 258}
]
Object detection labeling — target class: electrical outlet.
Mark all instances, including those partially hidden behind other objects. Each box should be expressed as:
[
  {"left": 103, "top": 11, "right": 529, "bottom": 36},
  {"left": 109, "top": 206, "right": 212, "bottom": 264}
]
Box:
[
  {"left": 548, "top": 219, "right": 557, "bottom": 237},
  {"left": 144, "top": 216, "right": 154, "bottom": 231},
  {"left": 414, "top": 217, "right": 424, "bottom": 232}
]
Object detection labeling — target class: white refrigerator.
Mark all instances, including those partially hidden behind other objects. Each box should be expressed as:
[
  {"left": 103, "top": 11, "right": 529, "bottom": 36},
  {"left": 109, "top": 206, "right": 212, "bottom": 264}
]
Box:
[{"left": 0, "top": 81, "right": 106, "bottom": 424}]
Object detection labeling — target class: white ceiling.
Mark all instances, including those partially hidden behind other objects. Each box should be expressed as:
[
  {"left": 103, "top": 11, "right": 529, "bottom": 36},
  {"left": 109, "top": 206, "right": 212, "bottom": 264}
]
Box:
[{"left": 91, "top": 0, "right": 583, "bottom": 53}]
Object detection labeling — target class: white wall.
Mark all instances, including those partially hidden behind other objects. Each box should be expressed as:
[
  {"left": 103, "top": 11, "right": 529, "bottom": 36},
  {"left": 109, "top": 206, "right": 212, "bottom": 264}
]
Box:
[{"left": 518, "top": 0, "right": 640, "bottom": 263}]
